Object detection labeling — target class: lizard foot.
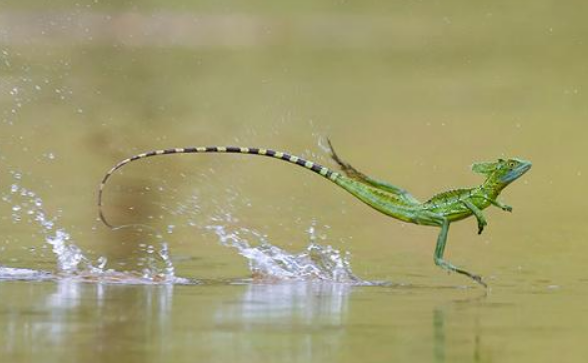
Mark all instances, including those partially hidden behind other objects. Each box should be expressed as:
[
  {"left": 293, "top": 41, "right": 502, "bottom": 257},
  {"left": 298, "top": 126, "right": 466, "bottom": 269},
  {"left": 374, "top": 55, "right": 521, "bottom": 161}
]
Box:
[
  {"left": 435, "top": 258, "right": 487, "bottom": 288},
  {"left": 456, "top": 268, "right": 487, "bottom": 288},
  {"left": 477, "top": 222, "right": 487, "bottom": 235}
]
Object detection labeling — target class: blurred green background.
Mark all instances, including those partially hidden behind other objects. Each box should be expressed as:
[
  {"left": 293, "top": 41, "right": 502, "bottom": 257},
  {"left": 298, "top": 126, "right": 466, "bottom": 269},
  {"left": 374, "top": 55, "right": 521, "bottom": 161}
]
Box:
[{"left": 1, "top": 1, "right": 587, "bottom": 362}]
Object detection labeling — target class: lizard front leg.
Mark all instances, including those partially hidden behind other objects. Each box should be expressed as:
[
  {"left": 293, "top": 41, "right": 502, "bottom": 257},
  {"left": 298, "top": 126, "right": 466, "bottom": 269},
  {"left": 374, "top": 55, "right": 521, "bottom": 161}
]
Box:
[
  {"left": 462, "top": 200, "right": 487, "bottom": 234},
  {"left": 480, "top": 196, "right": 512, "bottom": 212},
  {"left": 490, "top": 199, "right": 513, "bottom": 212}
]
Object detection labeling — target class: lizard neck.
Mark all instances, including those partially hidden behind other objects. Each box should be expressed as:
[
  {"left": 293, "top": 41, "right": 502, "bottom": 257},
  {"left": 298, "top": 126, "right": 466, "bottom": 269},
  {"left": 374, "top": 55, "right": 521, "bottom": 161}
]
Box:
[{"left": 479, "top": 178, "right": 505, "bottom": 199}]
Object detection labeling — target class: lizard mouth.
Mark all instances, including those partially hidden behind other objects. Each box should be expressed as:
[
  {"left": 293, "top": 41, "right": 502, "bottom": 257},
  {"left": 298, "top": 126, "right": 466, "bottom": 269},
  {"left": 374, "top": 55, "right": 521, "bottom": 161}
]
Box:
[{"left": 501, "top": 160, "right": 532, "bottom": 183}]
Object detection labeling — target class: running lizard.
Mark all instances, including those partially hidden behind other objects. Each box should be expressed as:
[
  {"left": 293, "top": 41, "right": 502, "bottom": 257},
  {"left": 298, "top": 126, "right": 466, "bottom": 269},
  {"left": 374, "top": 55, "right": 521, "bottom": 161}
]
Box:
[{"left": 97, "top": 141, "right": 531, "bottom": 287}]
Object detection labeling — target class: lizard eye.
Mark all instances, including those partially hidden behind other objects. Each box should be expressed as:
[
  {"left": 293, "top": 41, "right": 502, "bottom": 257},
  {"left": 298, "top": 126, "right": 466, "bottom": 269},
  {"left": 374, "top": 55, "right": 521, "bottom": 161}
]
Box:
[{"left": 507, "top": 161, "right": 516, "bottom": 168}]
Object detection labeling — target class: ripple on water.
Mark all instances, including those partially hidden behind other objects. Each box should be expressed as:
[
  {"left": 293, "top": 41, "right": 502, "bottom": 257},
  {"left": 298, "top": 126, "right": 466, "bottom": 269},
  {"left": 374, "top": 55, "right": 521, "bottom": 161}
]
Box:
[{"left": 0, "top": 267, "right": 53, "bottom": 281}]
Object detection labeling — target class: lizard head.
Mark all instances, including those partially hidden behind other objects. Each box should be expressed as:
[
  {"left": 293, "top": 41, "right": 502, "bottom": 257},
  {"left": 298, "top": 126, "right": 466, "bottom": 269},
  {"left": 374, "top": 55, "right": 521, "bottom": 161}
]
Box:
[{"left": 472, "top": 158, "right": 532, "bottom": 186}]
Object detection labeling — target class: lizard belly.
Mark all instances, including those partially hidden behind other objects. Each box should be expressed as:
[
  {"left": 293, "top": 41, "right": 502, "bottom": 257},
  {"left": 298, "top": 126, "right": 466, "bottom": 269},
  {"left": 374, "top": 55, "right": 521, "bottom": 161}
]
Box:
[
  {"left": 444, "top": 209, "right": 474, "bottom": 222},
  {"left": 423, "top": 193, "right": 491, "bottom": 223},
  {"left": 425, "top": 203, "right": 473, "bottom": 222},
  {"left": 442, "top": 197, "right": 492, "bottom": 222}
]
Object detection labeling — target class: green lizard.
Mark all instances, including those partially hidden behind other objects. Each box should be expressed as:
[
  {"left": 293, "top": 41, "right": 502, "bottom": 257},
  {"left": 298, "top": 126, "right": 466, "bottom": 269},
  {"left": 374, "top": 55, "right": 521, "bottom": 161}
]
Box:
[{"left": 98, "top": 141, "right": 531, "bottom": 287}]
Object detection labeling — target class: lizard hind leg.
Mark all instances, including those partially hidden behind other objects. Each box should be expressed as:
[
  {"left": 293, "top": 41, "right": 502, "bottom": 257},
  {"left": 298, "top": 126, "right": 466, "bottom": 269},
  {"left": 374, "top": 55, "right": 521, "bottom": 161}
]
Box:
[
  {"left": 326, "top": 138, "right": 366, "bottom": 179},
  {"left": 425, "top": 213, "right": 487, "bottom": 288},
  {"left": 326, "top": 139, "right": 420, "bottom": 204}
]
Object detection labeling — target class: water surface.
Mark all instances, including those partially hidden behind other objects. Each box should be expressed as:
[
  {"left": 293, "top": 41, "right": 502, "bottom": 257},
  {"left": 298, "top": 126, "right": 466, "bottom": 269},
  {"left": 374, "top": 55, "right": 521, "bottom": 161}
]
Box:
[{"left": 1, "top": 1, "right": 587, "bottom": 362}]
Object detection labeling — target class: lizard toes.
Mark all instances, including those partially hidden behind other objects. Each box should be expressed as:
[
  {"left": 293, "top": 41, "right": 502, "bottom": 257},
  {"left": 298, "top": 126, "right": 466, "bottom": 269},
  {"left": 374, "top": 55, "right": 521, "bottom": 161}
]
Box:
[{"left": 472, "top": 275, "right": 487, "bottom": 288}]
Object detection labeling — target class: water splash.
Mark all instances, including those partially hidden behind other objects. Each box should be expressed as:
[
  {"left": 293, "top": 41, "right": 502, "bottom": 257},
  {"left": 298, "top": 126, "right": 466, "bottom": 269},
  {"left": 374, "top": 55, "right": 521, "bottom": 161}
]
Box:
[
  {"left": 7, "top": 182, "right": 100, "bottom": 274},
  {"left": 207, "top": 219, "right": 368, "bottom": 284},
  {"left": 2, "top": 175, "right": 370, "bottom": 286},
  {"left": 1, "top": 180, "right": 187, "bottom": 284}
]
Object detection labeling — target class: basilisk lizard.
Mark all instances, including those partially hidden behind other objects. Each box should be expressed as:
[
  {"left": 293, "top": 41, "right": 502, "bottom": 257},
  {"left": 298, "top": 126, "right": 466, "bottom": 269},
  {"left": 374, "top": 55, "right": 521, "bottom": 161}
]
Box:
[{"left": 98, "top": 141, "right": 531, "bottom": 287}]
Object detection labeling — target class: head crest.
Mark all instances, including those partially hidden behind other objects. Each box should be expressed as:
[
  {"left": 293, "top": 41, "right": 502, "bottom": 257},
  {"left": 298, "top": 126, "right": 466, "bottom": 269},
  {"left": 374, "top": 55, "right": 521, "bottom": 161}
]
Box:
[{"left": 471, "top": 161, "right": 497, "bottom": 175}]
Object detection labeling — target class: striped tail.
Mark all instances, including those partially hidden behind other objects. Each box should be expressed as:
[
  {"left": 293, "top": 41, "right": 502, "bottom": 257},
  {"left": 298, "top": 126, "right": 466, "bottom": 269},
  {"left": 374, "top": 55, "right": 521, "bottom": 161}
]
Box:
[{"left": 98, "top": 146, "right": 341, "bottom": 228}]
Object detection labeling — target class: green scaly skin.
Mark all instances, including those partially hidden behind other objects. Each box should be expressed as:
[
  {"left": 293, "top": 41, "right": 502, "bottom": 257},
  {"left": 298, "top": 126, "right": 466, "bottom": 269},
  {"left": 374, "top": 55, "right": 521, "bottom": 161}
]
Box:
[{"left": 98, "top": 141, "right": 531, "bottom": 287}]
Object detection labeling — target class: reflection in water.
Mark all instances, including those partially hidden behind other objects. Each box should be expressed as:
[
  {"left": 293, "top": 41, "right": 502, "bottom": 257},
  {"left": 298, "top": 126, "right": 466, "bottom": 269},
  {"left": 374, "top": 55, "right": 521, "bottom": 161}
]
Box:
[
  {"left": 433, "top": 293, "right": 486, "bottom": 363},
  {"left": 212, "top": 282, "right": 352, "bottom": 363},
  {"left": 433, "top": 308, "right": 446, "bottom": 362},
  {"left": 0, "top": 280, "right": 174, "bottom": 363},
  {"left": 230, "top": 282, "right": 350, "bottom": 323}
]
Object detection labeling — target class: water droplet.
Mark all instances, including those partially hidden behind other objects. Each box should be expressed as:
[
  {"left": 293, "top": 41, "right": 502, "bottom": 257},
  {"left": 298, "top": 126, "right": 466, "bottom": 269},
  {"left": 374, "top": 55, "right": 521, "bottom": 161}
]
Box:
[{"left": 97, "top": 256, "right": 107, "bottom": 269}]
